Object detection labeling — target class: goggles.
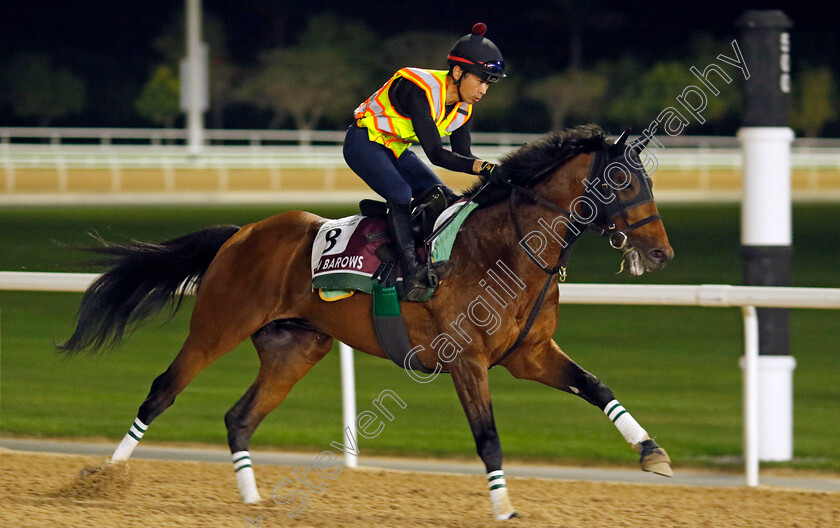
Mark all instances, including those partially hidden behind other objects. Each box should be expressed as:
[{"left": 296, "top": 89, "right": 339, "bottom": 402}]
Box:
[
  {"left": 448, "top": 56, "right": 506, "bottom": 83},
  {"left": 477, "top": 61, "right": 505, "bottom": 83}
]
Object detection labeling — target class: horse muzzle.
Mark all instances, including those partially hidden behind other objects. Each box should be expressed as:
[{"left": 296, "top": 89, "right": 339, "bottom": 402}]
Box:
[
  {"left": 620, "top": 245, "right": 673, "bottom": 276},
  {"left": 642, "top": 246, "right": 674, "bottom": 272}
]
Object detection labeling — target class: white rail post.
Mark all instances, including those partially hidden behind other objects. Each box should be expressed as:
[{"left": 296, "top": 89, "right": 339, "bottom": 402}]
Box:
[
  {"left": 741, "top": 306, "right": 760, "bottom": 486},
  {"left": 339, "top": 342, "right": 358, "bottom": 468}
]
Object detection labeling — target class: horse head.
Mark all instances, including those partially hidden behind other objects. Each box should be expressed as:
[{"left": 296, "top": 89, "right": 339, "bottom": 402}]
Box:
[
  {"left": 474, "top": 125, "right": 673, "bottom": 277},
  {"left": 591, "top": 130, "right": 673, "bottom": 274}
]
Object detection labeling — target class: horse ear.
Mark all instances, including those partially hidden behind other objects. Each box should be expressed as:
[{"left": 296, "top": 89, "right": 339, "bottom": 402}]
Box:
[
  {"left": 629, "top": 134, "right": 651, "bottom": 153},
  {"left": 614, "top": 129, "right": 630, "bottom": 147}
]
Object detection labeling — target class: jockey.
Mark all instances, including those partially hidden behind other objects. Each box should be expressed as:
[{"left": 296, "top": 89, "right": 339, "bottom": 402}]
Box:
[{"left": 344, "top": 23, "right": 507, "bottom": 301}]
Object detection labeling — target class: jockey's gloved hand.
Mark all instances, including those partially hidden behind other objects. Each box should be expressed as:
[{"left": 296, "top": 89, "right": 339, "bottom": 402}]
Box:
[{"left": 478, "top": 161, "right": 508, "bottom": 184}]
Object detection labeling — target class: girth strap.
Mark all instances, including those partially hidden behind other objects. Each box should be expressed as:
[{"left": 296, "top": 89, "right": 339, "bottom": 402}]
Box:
[{"left": 371, "top": 282, "right": 436, "bottom": 374}]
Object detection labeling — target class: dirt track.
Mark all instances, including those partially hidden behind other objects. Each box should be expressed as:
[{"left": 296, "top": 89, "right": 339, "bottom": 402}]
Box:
[{"left": 1, "top": 449, "right": 838, "bottom": 527}]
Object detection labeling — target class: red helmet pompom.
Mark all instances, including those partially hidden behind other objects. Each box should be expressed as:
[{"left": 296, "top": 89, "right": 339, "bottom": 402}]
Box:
[{"left": 472, "top": 22, "right": 487, "bottom": 36}]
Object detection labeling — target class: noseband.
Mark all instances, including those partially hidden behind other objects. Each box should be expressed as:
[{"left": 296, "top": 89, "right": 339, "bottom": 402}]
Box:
[{"left": 589, "top": 149, "right": 662, "bottom": 251}]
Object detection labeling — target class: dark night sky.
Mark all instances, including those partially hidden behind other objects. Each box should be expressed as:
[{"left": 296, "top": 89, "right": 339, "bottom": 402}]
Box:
[
  {"left": 1, "top": 1, "right": 834, "bottom": 127},
  {"left": 2, "top": 1, "right": 830, "bottom": 66}
]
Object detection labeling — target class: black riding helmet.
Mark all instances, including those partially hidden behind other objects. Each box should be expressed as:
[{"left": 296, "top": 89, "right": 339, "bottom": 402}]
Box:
[{"left": 447, "top": 23, "right": 506, "bottom": 83}]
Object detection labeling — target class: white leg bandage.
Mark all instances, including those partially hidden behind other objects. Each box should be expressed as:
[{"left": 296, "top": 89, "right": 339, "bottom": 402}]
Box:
[
  {"left": 233, "top": 451, "right": 261, "bottom": 503},
  {"left": 487, "top": 470, "right": 516, "bottom": 520},
  {"left": 604, "top": 399, "right": 648, "bottom": 446},
  {"left": 110, "top": 417, "right": 147, "bottom": 462}
]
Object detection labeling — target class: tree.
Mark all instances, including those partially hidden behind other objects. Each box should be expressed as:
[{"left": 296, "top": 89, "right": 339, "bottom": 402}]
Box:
[
  {"left": 236, "top": 47, "right": 367, "bottom": 130},
  {"left": 235, "top": 13, "right": 375, "bottom": 130},
  {"left": 526, "top": 68, "right": 608, "bottom": 130},
  {"left": 473, "top": 76, "right": 520, "bottom": 131},
  {"left": 607, "top": 59, "right": 737, "bottom": 132},
  {"left": 608, "top": 61, "right": 693, "bottom": 126},
  {"left": 134, "top": 65, "right": 181, "bottom": 128},
  {"left": 296, "top": 12, "right": 377, "bottom": 62},
  {"left": 151, "top": 12, "right": 239, "bottom": 128},
  {"left": 4, "top": 53, "right": 86, "bottom": 126},
  {"left": 376, "top": 31, "right": 453, "bottom": 75},
  {"left": 790, "top": 67, "right": 838, "bottom": 137}
]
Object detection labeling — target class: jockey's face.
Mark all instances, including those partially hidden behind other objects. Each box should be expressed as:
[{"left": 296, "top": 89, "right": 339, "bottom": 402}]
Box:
[{"left": 452, "top": 66, "right": 490, "bottom": 104}]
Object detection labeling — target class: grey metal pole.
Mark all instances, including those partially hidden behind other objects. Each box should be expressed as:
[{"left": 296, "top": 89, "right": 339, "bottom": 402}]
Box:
[
  {"left": 185, "top": 0, "right": 206, "bottom": 155},
  {"left": 736, "top": 9, "right": 796, "bottom": 462}
]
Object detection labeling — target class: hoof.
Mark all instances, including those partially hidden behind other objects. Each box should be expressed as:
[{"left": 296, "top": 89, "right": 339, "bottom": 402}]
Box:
[
  {"left": 490, "top": 486, "right": 518, "bottom": 521},
  {"left": 238, "top": 484, "right": 261, "bottom": 504},
  {"left": 495, "top": 511, "right": 520, "bottom": 521},
  {"left": 638, "top": 438, "right": 673, "bottom": 477}
]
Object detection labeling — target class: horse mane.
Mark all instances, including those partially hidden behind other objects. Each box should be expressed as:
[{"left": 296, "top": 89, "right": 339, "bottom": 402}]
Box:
[{"left": 464, "top": 124, "right": 610, "bottom": 207}]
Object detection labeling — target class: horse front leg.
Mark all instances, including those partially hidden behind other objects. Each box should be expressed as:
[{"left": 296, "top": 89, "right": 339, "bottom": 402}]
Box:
[
  {"left": 449, "top": 357, "right": 519, "bottom": 521},
  {"left": 503, "top": 339, "right": 672, "bottom": 477}
]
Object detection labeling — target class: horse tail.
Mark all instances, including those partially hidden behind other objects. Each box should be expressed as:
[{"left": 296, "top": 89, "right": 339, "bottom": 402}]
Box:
[{"left": 57, "top": 225, "right": 241, "bottom": 355}]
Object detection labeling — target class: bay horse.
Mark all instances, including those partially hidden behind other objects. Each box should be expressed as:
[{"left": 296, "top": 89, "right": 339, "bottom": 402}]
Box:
[{"left": 60, "top": 124, "right": 674, "bottom": 521}]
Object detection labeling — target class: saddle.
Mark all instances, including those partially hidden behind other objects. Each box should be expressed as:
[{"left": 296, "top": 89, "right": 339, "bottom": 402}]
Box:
[
  {"left": 358, "top": 184, "right": 459, "bottom": 245},
  {"left": 310, "top": 185, "right": 475, "bottom": 374},
  {"left": 311, "top": 185, "right": 469, "bottom": 300},
  {"left": 362, "top": 186, "right": 464, "bottom": 374}
]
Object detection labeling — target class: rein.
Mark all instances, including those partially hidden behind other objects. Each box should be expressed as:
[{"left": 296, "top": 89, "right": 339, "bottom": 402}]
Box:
[
  {"left": 489, "top": 155, "right": 599, "bottom": 369},
  {"left": 488, "top": 159, "right": 582, "bottom": 368},
  {"left": 490, "top": 147, "right": 660, "bottom": 368}
]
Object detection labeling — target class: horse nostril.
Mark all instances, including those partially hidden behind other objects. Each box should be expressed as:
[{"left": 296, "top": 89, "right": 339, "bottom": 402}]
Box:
[{"left": 649, "top": 249, "right": 666, "bottom": 262}]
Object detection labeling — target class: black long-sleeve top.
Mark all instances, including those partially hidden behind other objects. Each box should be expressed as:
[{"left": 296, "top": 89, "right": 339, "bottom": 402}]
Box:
[{"left": 388, "top": 77, "right": 477, "bottom": 174}]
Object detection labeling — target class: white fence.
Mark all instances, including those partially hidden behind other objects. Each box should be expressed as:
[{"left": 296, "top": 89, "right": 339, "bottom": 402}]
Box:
[
  {"left": 3, "top": 271, "right": 840, "bottom": 485},
  {"left": 3, "top": 128, "right": 840, "bottom": 202},
  {"left": 3, "top": 127, "right": 840, "bottom": 149},
  {"left": 3, "top": 128, "right": 840, "bottom": 170}
]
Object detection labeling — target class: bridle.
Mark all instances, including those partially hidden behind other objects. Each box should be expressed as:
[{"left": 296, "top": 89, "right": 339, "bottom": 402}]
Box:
[
  {"left": 593, "top": 147, "right": 662, "bottom": 251},
  {"left": 507, "top": 146, "right": 660, "bottom": 279},
  {"left": 491, "top": 139, "right": 661, "bottom": 367}
]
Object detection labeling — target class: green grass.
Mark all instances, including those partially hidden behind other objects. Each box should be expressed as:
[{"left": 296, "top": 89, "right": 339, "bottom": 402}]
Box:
[{"left": 1, "top": 203, "right": 839, "bottom": 472}]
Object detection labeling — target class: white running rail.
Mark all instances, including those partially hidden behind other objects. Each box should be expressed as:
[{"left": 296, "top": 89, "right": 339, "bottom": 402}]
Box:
[{"left": 3, "top": 271, "right": 839, "bottom": 484}]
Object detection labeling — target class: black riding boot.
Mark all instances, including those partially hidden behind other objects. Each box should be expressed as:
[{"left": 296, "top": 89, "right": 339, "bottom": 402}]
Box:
[{"left": 387, "top": 201, "right": 452, "bottom": 302}]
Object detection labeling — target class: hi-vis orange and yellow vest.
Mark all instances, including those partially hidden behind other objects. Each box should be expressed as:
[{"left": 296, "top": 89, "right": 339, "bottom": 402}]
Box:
[{"left": 354, "top": 68, "right": 473, "bottom": 157}]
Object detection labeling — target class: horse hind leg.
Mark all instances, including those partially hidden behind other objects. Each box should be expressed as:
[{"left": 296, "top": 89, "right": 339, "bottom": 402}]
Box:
[
  {"left": 503, "top": 339, "right": 672, "bottom": 477},
  {"left": 224, "top": 319, "right": 333, "bottom": 504},
  {"left": 110, "top": 312, "right": 257, "bottom": 463}
]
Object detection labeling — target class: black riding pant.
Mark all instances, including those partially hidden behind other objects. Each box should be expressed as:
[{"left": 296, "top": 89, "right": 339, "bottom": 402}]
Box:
[{"left": 343, "top": 124, "right": 444, "bottom": 205}]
